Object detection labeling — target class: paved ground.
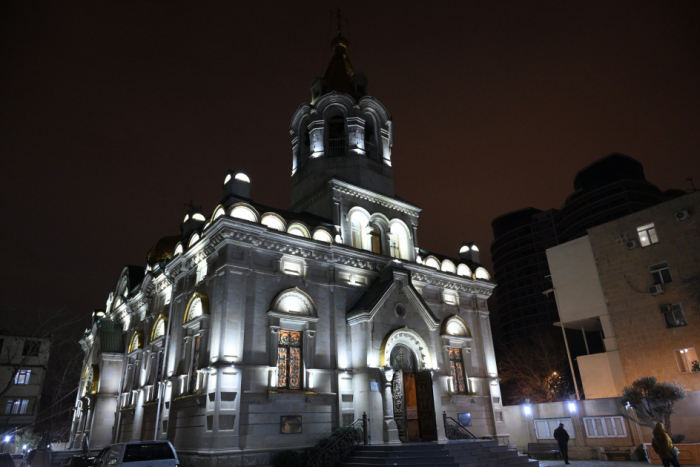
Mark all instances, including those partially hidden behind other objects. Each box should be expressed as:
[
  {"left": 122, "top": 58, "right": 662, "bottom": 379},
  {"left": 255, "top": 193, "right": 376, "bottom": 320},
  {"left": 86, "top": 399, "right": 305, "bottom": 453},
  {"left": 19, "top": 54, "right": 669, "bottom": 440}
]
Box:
[{"left": 537, "top": 461, "right": 699, "bottom": 467}]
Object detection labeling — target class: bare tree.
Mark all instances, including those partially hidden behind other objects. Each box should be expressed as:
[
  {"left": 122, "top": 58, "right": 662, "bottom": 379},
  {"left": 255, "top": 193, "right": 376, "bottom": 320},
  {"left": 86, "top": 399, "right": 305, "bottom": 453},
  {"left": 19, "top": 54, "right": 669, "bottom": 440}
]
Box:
[{"left": 497, "top": 332, "right": 574, "bottom": 404}]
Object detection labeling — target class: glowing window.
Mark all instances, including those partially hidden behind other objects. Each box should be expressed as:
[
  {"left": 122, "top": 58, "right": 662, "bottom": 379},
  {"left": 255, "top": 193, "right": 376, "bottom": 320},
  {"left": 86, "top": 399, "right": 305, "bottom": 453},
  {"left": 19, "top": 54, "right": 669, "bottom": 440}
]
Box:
[
  {"left": 224, "top": 173, "right": 232, "bottom": 185},
  {"left": 14, "top": 370, "right": 31, "bottom": 385},
  {"left": 424, "top": 257, "right": 440, "bottom": 269},
  {"left": 637, "top": 223, "right": 659, "bottom": 247},
  {"left": 288, "top": 223, "right": 310, "bottom": 238},
  {"left": 441, "top": 260, "right": 456, "bottom": 274},
  {"left": 312, "top": 229, "right": 333, "bottom": 243},
  {"left": 152, "top": 318, "right": 166, "bottom": 340},
  {"left": 174, "top": 243, "right": 183, "bottom": 256},
  {"left": 278, "top": 330, "right": 302, "bottom": 390},
  {"left": 230, "top": 205, "right": 258, "bottom": 222},
  {"left": 471, "top": 245, "right": 479, "bottom": 252},
  {"left": 261, "top": 214, "right": 286, "bottom": 232},
  {"left": 188, "top": 233, "right": 200, "bottom": 247},
  {"left": 675, "top": 348, "right": 699, "bottom": 373},
  {"left": 449, "top": 349, "right": 467, "bottom": 394},
  {"left": 459, "top": 245, "right": 470, "bottom": 254},
  {"left": 235, "top": 172, "right": 250, "bottom": 183},
  {"left": 350, "top": 211, "right": 371, "bottom": 250},
  {"left": 474, "top": 267, "right": 490, "bottom": 280},
  {"left": 183, "top": 214, "right": 189, "bottom": 222},
  {"left": 457, "top": 264, "right": 472, "bottom": 277},
  {"left": 187, "top": 297, "right": 204, "bottom": 322},
  {"left": 389, "top": 222, "right": 410, "bottom": 259},
  {"left": 213, "top": 207, "right": 225, "bottom": 221},
  {"left": 192, "top": 213, "right": 206, "bottom": 222}
]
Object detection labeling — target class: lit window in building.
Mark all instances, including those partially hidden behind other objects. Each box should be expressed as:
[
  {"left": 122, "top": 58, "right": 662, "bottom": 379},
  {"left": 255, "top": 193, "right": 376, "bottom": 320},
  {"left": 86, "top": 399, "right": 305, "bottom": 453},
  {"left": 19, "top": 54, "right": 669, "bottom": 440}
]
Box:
[
  {"left": 287, "top": 223, "right": 310, "bottom": 238},
  {"left": 637, "top": 223, "right": 659, "bottom": 247},
  {"left": 230, "top": 205, "right": 257, "bottom": 222},
  {"left": 278, "top": 330, "right": 302, "bottom": 390},
  {"left": 424, "top": 257, "right": 440, "bottom": 269},
  {"left": 350, "top": 211, "right": 371, "bottom": 250},
  {"left": 649, "top": 262, "right": 672, "bottom": 284},
  {"left": 449, "top": 348, "right": 467, "bottom": 394},
  {"left": 5, "top": 399, "right": 29, "bottom": 415},
  {"left": 474, "top": 267, "right": 491, "bottom": 280},
  {"left": 661, "top": 304, "right": 686, "bottom": 328},
  {"left": 389, "top": 222, "right": 409, "bottom": 259},
  {"left": 312, "top": 229, "right": 333, "bottom": 243},
  {"left": 675, "top": 348, "right": 699, "bottom": 373},
  {"left": 261, "top": 214, "right": 286, "bottom": 232},
  {"left": 14, "top": 370, "right": 31, "bottom": 385}
]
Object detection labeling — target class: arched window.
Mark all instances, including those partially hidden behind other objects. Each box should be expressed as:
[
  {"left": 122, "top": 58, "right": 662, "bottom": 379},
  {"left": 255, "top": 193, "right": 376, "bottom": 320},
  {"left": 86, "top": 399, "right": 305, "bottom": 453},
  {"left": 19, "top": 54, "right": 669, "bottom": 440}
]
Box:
[
  {"left": 299, "top": 118, "right": 311, "bottom": 168},
  {"left": 327, "top": 111, "right": 345, "bottom": 157},
  {"left": 441, "top": 260, "right": 456, "bottom": 274},
  {"left": 441, "top": 316, "right": 471, "bottom": 395},
  {"left": 181, "top": 293, "right": 210, "bottom": 395},
  {"left": 287, "top": 222, "right": 310, "bottom": 238},
  {"left": 363, "top": 113, "right": 381, "bottom": 162},
  {"left": 212, "top": 206, "right": 226, "bottom": 222},
  {"left": 188, "top": 233, "right": 200, "bottom": 247},
  {"left": 174, "top": 243, "right": 183, "bottom": 256},
  {"left": 312, "top": 228, "right": 333, "bottom": 243},
  {"left": 457, "top": 264, "right": 472, "bottom": 277},
  {"left": 128, "top": 331, "right": 144, "bottom": 354},
  {"left": 389, "top": 222, "right": 410, "bottom": 260},
  {"left": 151, "top": 315, "right": 167, "bottom": 341},
  {"left": 350, "top": 211, "right": 371, "bottom": 251},
  {"left": 230, "top": 204, "right": 259, "bottom": 223},
  {"left": 424, "top": 256, "right": 440, "bottom": 270},
  {"left": 370, "top": 225, "right": 382, "bottom": 254},
  {"left": 268, "top": 288, "right": 318, "bottom": 392},
  {"left": 261, "top": 213, "right": 287, "bottom": 232},
  {"left": 475, "top": 267, "right": 491, "bottom": 280}
]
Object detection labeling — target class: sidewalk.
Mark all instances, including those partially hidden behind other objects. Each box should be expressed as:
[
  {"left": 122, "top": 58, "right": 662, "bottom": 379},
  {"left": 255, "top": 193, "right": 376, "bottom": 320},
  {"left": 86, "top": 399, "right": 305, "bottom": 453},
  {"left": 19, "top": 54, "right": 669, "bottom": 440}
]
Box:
[{"left": 538, "top": 461, "right": 700, "bottom": 467}]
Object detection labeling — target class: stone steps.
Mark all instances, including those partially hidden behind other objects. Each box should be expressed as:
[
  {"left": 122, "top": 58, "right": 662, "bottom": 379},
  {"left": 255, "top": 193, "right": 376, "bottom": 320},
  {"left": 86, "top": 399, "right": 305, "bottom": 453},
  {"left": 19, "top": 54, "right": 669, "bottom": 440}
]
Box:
[{"left": 341, "top": 441, "right": 538, "bottom": 467}]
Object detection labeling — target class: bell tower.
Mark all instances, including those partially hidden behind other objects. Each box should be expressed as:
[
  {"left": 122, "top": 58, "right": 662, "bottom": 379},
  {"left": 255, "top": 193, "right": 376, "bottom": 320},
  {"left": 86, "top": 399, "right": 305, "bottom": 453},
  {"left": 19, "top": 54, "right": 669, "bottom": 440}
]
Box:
[{"left": 289, "top": 31, "right": 395, "bottom": 217}]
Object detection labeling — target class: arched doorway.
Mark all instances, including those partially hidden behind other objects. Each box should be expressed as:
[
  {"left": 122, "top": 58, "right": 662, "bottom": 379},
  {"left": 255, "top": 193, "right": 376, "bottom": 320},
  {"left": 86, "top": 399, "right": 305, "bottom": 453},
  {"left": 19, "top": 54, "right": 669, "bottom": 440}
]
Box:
[{"left": 381, "top": 328, "right": 437, "bottom": 442}]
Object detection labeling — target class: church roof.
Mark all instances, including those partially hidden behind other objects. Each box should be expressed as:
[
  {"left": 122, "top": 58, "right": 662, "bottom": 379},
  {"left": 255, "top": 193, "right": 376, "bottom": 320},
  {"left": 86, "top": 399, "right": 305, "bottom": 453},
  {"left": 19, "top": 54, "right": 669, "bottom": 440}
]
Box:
[
  {"left": 323, "top": 34, "right": 355, "bottom": 95},
  {"left": 147, "top": 235, "right": 181, "bottom": 267}
]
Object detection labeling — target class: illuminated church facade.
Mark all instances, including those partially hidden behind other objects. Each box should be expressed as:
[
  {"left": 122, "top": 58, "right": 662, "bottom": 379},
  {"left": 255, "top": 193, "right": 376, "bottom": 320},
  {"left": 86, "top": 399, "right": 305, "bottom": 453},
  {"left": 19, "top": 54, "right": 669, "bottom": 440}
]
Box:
[{"left": 70, "top": 33, "right": 506, "bottom": 465}]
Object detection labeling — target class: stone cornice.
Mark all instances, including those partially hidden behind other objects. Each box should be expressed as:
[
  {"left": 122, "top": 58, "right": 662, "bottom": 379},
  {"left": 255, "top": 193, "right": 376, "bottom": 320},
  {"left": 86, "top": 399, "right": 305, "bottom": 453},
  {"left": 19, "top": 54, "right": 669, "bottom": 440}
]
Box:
[{"left": 330, "top": 179, "right": 421, "bottom": 217}]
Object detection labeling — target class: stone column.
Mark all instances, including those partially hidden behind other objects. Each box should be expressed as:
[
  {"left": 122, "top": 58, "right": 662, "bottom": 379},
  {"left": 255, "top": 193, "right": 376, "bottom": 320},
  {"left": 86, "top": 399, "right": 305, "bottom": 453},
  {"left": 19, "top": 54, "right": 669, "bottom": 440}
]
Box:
[{"left": 382, "top": 367, "right": 400, "bottom": 444}]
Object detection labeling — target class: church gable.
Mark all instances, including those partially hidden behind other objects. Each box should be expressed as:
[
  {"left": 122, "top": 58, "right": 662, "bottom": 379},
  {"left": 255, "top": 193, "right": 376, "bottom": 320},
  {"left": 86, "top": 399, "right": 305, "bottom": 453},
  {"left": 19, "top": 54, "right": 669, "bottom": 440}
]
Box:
[{"left": 346, "top": 265, "right": 439, "bottom": 330}]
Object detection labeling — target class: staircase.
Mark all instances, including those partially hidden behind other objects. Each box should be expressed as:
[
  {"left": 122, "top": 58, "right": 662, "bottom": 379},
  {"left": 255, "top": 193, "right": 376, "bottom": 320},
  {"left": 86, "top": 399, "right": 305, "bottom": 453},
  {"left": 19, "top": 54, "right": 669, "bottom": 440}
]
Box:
[{"left": 340, "top": 439, "right": 538, "bottom": 467}]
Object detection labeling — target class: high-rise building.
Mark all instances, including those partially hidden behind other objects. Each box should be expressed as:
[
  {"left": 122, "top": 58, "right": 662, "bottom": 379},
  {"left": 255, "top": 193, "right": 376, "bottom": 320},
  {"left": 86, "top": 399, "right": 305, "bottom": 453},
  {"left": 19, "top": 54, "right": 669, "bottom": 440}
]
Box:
[{"left": 491, "top": 153, "right": 682, "bottom": 344}]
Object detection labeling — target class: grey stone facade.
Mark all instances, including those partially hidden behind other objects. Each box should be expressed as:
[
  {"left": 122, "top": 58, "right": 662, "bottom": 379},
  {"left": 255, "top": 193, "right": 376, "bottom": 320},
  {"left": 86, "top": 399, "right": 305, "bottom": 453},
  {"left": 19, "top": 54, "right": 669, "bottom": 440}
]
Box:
[{"left": 69, "top": 34, "right": 506, "bottom": 466}]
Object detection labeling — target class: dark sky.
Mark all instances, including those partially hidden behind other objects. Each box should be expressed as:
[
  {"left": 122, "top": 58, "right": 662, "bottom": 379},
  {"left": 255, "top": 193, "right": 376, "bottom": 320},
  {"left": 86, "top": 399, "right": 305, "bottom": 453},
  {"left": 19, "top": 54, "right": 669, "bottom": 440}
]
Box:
[{"left": 2, "top": 1, "right": 699, "bottom": 329}]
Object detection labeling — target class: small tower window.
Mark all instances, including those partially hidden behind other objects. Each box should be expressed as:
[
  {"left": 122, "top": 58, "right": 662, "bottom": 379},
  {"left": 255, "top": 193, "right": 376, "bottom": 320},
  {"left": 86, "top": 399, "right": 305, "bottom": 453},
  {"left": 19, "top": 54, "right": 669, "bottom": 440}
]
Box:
[
  {"left": 364, "top": 114, "right": 380, "bottom": 162},
  {"left": 327, "top": 114, "right": 346, "bottom": 157},
  {"left": 449, "top": 348, "right": 468, "bottom": 394}
]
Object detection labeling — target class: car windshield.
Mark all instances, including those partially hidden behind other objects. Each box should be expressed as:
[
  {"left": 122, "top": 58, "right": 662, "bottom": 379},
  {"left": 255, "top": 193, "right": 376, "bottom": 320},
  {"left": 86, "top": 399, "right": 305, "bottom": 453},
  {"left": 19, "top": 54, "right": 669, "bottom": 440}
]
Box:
[{"left": 123, "top": 444, "right": 174, "bottom": 463}]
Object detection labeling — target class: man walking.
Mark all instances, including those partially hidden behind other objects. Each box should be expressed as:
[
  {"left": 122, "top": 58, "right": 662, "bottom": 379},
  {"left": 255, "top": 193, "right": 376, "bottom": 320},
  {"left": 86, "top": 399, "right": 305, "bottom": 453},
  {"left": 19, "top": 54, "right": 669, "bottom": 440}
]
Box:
[{"left": 553, "top": 422, "right": 570, "bottom": 464}]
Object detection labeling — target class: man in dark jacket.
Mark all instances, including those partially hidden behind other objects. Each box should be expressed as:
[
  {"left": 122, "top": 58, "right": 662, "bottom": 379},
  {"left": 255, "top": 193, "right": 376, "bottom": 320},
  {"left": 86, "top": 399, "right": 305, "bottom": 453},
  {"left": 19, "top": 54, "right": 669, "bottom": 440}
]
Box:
[{"left": 553, "top": 423, "right": 570, "bottom": 464}]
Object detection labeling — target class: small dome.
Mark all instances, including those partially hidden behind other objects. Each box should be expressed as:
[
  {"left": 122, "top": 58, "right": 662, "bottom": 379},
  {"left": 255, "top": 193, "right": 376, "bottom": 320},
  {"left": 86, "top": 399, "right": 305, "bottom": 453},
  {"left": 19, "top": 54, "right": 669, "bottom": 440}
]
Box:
[{"left": 147, "top": 235, "right": 181, "bottom": 266}]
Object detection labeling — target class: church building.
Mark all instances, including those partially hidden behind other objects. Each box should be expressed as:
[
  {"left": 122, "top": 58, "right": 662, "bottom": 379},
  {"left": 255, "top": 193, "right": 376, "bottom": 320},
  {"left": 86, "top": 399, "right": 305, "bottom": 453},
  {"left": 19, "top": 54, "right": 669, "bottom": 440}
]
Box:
[{"left": 69, "top": 32, "right": 506, "bottom": 466}]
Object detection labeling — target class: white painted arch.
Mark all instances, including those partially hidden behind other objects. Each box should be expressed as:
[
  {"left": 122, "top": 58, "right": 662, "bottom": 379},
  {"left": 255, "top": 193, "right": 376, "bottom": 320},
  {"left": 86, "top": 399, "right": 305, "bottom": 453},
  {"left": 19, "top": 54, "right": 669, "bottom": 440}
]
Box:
[{"left": 380, "top": 326, "right": 434, "bottom": 370}]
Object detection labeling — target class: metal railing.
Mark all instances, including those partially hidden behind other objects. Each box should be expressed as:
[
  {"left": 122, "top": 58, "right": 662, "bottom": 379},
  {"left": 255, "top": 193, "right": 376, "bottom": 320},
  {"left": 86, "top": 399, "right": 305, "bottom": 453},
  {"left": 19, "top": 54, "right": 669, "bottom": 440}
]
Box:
[
  {"left": 328, "top": 138, "right": 346, "bottom": 157},
  {"left": 307, "top": 413, "right": 368, "bottom": 467},
  {"left": 364, "top": 142, "right": 381, "bottom": 162},
  {"left": 443, "top": 412, "right": 477, "bottom": 440}
]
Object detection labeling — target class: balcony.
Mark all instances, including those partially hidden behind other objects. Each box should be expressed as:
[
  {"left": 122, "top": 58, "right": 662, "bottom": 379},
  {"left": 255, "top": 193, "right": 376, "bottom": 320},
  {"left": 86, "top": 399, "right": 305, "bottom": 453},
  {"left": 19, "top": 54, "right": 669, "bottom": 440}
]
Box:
[
  {"left": 365, "top": 142, "right": 381, "bottom": 162},
  {"left": 328, "top": 138, "right": 346, "bottom": 157}
]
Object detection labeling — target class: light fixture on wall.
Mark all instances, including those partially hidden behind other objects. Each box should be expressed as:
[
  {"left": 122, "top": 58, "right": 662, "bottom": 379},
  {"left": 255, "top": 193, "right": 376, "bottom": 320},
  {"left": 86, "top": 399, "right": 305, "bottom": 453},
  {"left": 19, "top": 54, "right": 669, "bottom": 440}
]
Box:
[
  {"left": 523, "top": 405, "right": 532, "bottom": 416},
  {"left": 567, "top": 402, "right": 576, "bottom": 412}
]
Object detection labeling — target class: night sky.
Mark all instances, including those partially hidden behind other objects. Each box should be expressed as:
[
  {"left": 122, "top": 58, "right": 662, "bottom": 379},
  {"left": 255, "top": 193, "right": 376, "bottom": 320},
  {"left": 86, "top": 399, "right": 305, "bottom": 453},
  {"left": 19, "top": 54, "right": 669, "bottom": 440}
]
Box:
[{"left": 2, "top": 2, "right": 699, "bottom": 331}]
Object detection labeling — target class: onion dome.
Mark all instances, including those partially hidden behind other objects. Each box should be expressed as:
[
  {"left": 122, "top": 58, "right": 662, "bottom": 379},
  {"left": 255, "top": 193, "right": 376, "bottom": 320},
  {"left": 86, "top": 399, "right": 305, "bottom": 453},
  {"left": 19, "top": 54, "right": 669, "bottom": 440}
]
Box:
[
  {"left": 147, "top": 235, "right": 181, "bottom": 267},
  {"left": 323, "top": 33, "right": 355, "bottom": 95}
]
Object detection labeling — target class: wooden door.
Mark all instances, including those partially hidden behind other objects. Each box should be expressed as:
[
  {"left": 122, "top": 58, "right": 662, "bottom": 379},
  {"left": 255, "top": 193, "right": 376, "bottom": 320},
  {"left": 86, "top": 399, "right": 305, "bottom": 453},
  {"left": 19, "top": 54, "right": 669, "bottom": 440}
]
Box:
[
  {"left": 392, "top": 369, "right": 407, "bottom": 442},
  {"left": 403, "top": 373, "right": 420, "bottom": 441},
  {"left": 415, "top": 370, "right": 437, "bottom": 441}
]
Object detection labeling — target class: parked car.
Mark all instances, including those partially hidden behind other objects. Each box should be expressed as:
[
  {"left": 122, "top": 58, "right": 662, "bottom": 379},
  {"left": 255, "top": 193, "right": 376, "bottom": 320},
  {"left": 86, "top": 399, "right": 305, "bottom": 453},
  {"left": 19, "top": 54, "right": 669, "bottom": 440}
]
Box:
[
  {"left": 10, "top": 454, "right": 23, "bottom": 467},
  {"left": 93, "top": 442, "right": 178, "bottom": 467},
  {"left": 60, "top": 456, "right": 95, "bottom": 467}
]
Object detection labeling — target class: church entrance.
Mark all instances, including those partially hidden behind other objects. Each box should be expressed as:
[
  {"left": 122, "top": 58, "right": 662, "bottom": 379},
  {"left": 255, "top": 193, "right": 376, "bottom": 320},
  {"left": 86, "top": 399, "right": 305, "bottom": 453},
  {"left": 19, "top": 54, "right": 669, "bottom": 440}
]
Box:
[{"left": 390, "top": 345, "right": 437, "bottom": 442}]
